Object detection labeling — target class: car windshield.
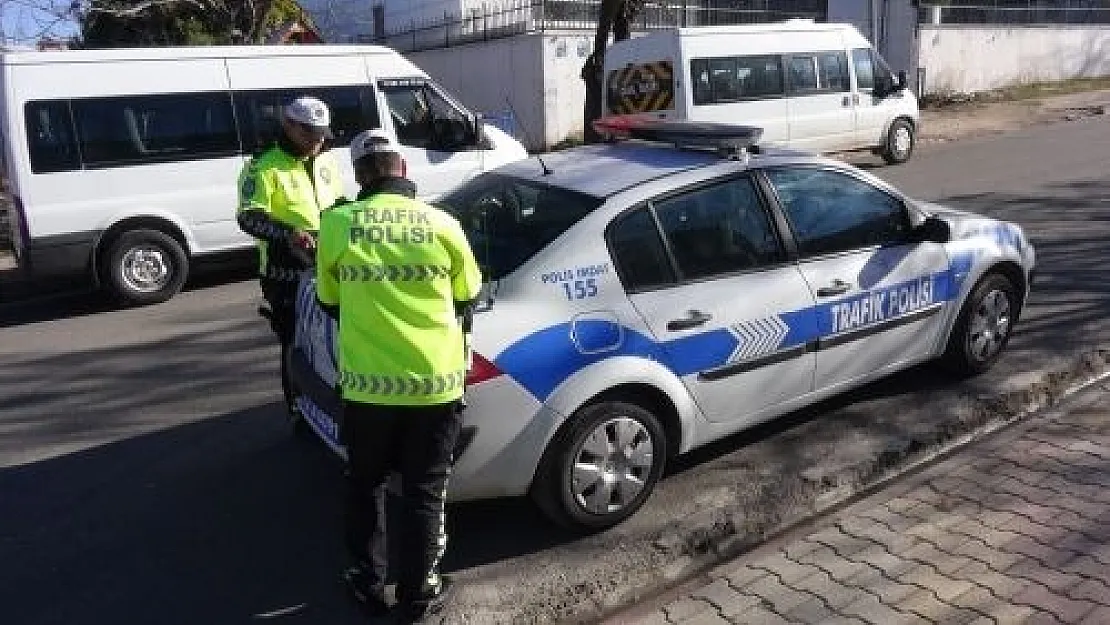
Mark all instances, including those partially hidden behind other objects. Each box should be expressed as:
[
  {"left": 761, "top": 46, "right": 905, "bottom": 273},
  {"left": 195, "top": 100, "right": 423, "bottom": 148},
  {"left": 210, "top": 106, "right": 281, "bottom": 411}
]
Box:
[{"left": 435, "top": 173, "right": 604, "bottom": 281}]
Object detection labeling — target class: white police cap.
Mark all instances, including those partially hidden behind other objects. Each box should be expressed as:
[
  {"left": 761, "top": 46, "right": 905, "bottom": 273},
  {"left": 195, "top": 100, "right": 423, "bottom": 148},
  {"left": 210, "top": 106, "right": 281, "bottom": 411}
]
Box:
[
  {"left": 283, "top": 96, "right": 331, "bottom": 129},
  {"left": 350, "top": 129, "right": 402, "bottom": 166}
]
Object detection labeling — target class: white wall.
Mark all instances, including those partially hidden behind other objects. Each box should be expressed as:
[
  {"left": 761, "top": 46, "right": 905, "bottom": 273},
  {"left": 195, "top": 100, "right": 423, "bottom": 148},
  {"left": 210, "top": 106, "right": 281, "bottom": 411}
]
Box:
[
  {"left": 919, "top": 26, "right": 1110, "bottom": 94},
  {"left": 406, "top": 33, "right": 548, "bottom": 151}
]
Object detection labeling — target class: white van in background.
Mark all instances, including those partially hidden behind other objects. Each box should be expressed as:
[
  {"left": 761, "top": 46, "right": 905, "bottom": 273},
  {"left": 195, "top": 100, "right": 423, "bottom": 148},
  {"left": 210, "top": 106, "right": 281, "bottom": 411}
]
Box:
[
  {"left": 0, "top": 45, "right": 528, "bottom": 305},
  {"left": 602, "top": 20, "right": 919, "bottom": 164}
]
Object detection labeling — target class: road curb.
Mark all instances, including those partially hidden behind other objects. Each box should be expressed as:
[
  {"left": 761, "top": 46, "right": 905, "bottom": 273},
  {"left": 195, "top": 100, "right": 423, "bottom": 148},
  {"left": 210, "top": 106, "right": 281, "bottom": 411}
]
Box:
[{"left": 582, "top": 349, "right": 1110, "bottom": 625}]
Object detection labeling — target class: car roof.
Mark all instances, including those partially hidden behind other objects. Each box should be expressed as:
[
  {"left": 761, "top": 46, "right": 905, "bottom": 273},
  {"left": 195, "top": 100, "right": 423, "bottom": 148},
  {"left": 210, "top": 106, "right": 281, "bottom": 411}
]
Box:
[
  {"left": 497, "top": 143, "right": 722, "bottom": 197},
  {"left": 496, "top": 141, "right": 822, "bottom": 198}
]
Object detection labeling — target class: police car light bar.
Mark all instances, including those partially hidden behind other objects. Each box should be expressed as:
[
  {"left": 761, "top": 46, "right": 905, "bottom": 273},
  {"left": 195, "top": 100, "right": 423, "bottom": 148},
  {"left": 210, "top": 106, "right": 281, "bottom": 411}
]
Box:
[{"left": 592, "top": 117, "right": 763, "bottom": 160}]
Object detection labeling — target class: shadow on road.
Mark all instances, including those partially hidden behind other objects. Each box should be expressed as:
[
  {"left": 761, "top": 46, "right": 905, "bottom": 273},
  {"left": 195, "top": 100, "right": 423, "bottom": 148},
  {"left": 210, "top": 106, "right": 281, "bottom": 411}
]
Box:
[
  {"left": 939, "top": 177, "right": 1110, "bottom": 359},
  {"left": 0, "top": 255, "right": 256, "bottom": 328},
  {"left": 0, "top": 399, "right": 580, "bottom": 625}
]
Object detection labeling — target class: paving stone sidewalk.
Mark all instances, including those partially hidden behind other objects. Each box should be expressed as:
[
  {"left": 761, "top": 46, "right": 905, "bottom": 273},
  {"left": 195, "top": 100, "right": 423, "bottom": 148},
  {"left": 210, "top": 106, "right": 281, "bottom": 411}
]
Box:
[{"left": 605, "top": 380, "right": 1110, "bottom": 625}]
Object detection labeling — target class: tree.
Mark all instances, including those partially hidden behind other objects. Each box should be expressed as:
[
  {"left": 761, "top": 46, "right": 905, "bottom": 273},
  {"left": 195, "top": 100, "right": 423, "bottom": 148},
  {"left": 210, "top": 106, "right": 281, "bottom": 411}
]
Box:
[
  {"left": 581, "top": 0, "right": 644, "bottom": 143},
  {"left": 77, "top": 0, "right": 312, "bottom": 47}
]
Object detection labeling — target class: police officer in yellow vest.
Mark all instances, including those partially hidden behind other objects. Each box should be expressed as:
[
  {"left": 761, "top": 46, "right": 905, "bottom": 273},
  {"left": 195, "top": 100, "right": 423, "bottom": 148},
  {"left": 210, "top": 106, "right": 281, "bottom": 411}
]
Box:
[
  {"left": 237, "top": 96, "right": 345, "bottom": 422},
  {"left": 316, "top": 129, "right": 481, "bottom": 623}
]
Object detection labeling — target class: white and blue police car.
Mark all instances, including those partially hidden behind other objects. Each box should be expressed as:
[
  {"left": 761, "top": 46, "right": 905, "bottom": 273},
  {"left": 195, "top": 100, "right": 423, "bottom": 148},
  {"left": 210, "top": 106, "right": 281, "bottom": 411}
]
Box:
[{"left": 289, "top": 120, "right": 1036, "bottom": 531}]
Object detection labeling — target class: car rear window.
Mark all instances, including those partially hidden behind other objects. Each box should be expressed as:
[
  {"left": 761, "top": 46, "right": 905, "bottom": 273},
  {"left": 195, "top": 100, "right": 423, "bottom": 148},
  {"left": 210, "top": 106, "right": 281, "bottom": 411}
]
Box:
[{"left": 436, "top": 173, "right": 603, "bottom": 281}]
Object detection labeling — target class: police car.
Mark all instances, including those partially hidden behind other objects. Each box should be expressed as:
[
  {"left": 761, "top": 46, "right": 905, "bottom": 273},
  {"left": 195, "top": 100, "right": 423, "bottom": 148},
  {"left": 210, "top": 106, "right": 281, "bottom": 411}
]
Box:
[{"left": 288, "top": 119, "right": 1036, "bottom": 531}]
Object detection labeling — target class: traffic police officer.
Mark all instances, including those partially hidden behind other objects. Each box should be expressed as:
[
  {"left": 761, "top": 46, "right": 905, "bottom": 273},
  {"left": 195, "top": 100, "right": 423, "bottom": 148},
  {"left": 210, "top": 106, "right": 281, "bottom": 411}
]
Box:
[
  {"left": 316, "top": 129, "right": 481, "bottom": 622},
  {"left": 237, "top": 96, "right": 345, "bottom": 421}
]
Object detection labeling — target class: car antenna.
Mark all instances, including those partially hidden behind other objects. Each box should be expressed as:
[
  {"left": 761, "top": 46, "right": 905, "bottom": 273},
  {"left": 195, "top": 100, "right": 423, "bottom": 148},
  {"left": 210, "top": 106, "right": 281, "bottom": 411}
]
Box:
[
  {"left": 504, "top": 96, "right": 553, "bottom": 176},
  {"left": 536, "top": 154, "right": 553, "bottom": 176}
]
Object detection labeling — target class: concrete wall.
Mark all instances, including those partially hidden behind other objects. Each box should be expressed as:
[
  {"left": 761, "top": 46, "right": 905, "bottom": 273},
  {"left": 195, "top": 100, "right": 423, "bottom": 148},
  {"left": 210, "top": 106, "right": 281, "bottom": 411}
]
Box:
[
  {"left": 541, "top": 32, "right": 595, "bottom": 147},
  {"left": 406, "top": 33, "right": 548, "bottom": 151},
  {"left": 919, "top": 26, "right": 1110, "bottom": 94}
]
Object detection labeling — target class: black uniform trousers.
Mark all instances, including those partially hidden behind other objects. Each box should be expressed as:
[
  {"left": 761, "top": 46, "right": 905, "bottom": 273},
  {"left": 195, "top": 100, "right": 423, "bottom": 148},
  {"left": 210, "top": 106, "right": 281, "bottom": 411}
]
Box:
[
  {"left": 342, "top": 400, "right": 462, "bottom": 601},
  {"left": 260, "top": 275, "right": 301, "bottom": 414}
]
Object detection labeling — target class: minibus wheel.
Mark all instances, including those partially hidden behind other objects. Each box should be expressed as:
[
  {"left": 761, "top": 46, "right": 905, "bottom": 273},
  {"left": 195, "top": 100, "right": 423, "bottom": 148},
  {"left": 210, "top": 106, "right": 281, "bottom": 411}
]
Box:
[
  {"left": 103, "top": 229, "right": 188, "bottom": 306},
  {"left": 532, "top": 400, "right": 667, "bottom": 531},
  {"left": 882, "top": 118, "right": 915, "bottom": 164}
]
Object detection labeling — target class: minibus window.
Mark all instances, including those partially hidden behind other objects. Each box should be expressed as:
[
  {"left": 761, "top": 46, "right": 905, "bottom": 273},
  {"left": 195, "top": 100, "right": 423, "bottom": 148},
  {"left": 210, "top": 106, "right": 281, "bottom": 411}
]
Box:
[
  {"left": 381, "top": 80, "right": 475, "bottom": 152},
  {"left": 851, "top": 49, "right": 875, "bottom": 91},
  {"left": 690, "top": 55, "right": 783, "bottom": 104},
  {"left": 25, "top": 101, "right": 80, "bottom": 173},
  {"left": 818, "top": 52, "right": 851, "bottom": 92},
  {"left": 787, "top": 56, "right": 820, "bottom": 92},
  {"left": 234, "top": 86, "right": 380, "bottom": 154},
  {"left": 72, "top": 93, "right": 238, "bottom": 167}
]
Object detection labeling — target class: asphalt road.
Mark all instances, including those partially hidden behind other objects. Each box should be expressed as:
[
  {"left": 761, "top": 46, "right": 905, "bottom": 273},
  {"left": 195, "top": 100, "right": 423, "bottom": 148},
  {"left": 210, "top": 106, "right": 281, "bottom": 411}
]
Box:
[{"left": 1, "top": 116, "right": 1108, "bottom": 625}]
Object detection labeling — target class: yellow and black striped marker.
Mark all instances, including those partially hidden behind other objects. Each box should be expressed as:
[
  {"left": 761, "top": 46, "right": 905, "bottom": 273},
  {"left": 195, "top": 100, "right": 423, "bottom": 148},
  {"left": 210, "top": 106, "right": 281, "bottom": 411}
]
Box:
[{"left": 606, "top": 60, "right": 675, "bottom": 114}]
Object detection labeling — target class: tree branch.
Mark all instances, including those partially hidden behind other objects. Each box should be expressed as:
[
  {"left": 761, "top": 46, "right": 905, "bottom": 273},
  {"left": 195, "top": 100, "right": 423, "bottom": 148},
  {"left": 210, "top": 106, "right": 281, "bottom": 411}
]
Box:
[{"left": 83, "top": 0, "right": 216, "bottom": 19}]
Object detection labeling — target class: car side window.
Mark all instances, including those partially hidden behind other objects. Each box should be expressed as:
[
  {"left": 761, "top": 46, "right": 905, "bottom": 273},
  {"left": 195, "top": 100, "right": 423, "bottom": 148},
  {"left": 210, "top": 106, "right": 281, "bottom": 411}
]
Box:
[
  {"left": 766, "top": 168, "right": 911, "bottom": 257},
  {"left": 653, "top": 176, "right": 784, "bottom": 281},
  {"left": 608, "top": 208, "right": 676, "bottom": 292}
]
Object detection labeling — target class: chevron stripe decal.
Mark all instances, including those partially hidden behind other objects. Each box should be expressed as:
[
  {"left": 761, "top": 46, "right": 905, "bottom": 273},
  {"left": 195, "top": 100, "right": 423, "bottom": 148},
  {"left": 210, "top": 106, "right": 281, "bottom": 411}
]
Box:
[{"left": 726, "top": 315, "right": 789, "bottom": 363}]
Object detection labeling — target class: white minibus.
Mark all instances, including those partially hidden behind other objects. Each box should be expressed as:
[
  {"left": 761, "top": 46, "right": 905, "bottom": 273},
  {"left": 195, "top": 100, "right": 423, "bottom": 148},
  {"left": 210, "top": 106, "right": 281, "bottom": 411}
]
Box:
[
  {"left": 602, "top": 20, "right": 919, "bottom": 165},
  {"left": 0, "top": 44, "right": 528, "bottom": 305}
]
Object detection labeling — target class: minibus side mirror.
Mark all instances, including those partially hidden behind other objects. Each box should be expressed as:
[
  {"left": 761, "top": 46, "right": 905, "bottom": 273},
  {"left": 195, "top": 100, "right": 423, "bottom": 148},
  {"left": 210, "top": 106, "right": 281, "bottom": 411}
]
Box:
[{"left": 874, "top": 75, "right": 893, "bottom": 98}]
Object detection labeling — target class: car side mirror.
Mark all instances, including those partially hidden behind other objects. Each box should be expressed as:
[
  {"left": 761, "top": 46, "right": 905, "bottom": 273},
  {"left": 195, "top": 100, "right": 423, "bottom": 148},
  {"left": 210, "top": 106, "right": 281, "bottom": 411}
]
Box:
[
  {"left": 897, "top": 70, "right": 908, "bottom": 91},
  {"left": 914, "top": 215, "right": 951, "bottom": 243}
]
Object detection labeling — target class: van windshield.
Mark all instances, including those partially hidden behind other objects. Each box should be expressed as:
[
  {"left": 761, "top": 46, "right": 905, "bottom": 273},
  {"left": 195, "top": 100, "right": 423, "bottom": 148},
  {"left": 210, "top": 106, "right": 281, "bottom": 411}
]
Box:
[{"left": 435, "top": 173, "right": 603, "bottom": 281}]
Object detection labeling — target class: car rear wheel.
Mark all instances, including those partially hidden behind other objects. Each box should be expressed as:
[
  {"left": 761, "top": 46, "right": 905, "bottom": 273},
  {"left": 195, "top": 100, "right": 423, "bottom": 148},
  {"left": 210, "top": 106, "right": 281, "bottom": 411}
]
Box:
[
  {"left": 532, "top": 401, "right": 666, "bottom": 531},
  {"left": 942, "top": 273, "right": 1018, "bottom": 376},
  {"left": 102, "top": 229, "right": 188, "bottom": 306}
]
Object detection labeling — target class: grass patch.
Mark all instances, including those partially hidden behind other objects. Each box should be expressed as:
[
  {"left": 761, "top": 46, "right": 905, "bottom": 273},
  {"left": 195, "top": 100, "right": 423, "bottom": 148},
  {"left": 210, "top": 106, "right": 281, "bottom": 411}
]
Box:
[{"left": 921, "top": 76, "right": 1110, "bottom": 110}]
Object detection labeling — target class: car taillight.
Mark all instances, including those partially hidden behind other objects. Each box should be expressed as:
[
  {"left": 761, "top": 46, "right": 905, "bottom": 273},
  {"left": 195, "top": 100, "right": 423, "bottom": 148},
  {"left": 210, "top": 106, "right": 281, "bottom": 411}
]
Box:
[{"left": 466, "top": 352, "right": 503, "bottom": 385}]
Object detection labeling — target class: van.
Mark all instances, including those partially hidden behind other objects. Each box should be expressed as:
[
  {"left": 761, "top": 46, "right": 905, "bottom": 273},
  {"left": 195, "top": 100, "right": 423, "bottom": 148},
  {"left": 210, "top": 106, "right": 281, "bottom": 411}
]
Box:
[
  {"left": 0, "top": 45, "right": 528, "bottom": 305},
  {"left": 602, "top": 20, "right": 918, "bottom": 165}
]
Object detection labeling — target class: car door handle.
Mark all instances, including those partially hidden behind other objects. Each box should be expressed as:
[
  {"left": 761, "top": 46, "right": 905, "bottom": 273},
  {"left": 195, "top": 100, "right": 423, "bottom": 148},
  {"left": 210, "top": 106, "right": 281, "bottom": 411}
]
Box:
[
  {"left": 667, "top": 310, "right": 712, "bottom": 332},
  {"left": 816, "top": 279, "right": 852, "bottom": 297},
  {"left": 842, "top": 95, "right": 853, "bottom": 107}
]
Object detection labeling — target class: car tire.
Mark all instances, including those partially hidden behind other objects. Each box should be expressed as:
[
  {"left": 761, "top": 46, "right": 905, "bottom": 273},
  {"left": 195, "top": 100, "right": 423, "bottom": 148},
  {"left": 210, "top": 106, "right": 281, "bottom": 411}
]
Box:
[
  {"left": 102, "top": 229, "right": 188, "bottom": 306},
  {"left": 532, "top": 401, "right": 667, "bottom": 532},
  {"left": 942, "top": 273, "right": 1018, "bottom": 376},
  {"left": 881, "top": 118, "right": 915, "bottom": 165}
]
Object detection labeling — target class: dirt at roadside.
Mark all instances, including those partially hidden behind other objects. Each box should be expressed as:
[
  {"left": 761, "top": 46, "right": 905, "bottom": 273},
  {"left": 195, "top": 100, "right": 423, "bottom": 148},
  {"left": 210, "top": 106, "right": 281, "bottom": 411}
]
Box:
[{"left": 918, "top": 88, "right": 1110, "bottom": 145}]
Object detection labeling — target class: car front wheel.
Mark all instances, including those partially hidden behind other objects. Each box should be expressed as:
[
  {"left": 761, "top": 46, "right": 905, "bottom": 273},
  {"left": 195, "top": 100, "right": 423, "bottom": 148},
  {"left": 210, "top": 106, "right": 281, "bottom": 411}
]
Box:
[
  {"left": 532, "top": 401, "right": 667, "bottom": 531},
  {"left": 943, "top": 273, "right": 1018, "bottom": 376},
  {"left": 881, "top": 118, "right": 915, "bottom": 165}
]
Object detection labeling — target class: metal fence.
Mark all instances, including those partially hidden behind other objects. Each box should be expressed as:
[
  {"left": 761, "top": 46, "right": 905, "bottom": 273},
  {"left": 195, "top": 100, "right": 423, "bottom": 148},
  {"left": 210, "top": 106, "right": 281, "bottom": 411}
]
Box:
[
  {"left": 367, "top": 0, "right": 825, "bottom": 53},
  {"left": 921, "top": 2, "right": 1110, "bottom": 25}
]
